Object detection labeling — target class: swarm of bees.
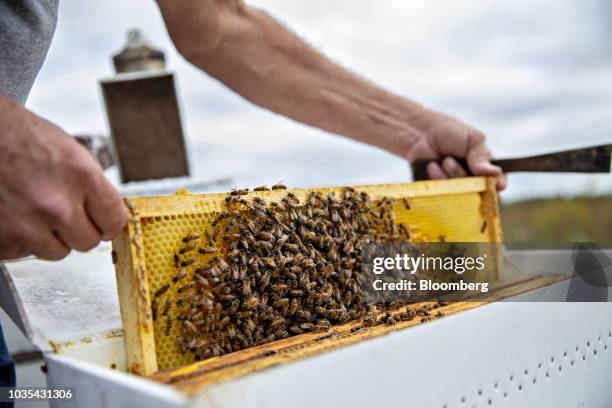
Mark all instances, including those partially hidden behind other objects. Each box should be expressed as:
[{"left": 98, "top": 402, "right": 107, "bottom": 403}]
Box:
[{"left": 154, "top": 185, "right": 443, "bottom": 361}]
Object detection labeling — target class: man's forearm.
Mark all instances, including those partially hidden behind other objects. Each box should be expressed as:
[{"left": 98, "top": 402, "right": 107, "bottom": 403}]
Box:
[{"left": 157, "top": 0, "right": 429, "bottom": 158}]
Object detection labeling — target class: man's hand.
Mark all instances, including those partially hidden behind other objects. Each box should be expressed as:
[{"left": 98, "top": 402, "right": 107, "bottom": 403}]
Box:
[
  {"left": 0, "top": 95, "right": 128, "bottom": 261},
  {"left": 405, "top": 109, "right": 507, "bottom": 190}
]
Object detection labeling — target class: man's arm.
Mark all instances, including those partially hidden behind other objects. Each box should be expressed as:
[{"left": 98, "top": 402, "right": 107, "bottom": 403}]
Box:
[{"left": 156, "top": 0, "right": 506, "bottom": 189}]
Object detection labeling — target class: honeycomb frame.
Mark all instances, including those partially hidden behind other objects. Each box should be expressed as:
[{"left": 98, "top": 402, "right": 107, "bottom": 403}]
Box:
[{"left": 112, "top": 177, "right": 502, "bottom": 376}]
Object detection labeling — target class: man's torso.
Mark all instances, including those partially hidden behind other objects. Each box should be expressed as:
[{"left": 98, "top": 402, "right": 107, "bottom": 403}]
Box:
[{"left": 0, "top": 0, "right": 58, "bottom": 105}]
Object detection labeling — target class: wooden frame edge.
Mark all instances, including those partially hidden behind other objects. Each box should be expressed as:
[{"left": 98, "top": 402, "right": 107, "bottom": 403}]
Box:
[{"left": 113, "top": 199, "right": 159, "bottom": 375}]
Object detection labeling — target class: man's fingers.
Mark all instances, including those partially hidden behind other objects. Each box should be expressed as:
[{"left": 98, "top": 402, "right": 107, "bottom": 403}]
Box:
[
  {"left": 442, "top": 157, "right": 468, "bottom": 178},
  {"left": 85, "top": 177, "right": 128, "bottom": 240},
  {"left": 465, "top": 141, "right": 496, "bottom": 175},
  {"left": 465, "top": 138, "right": 507, "bottom": 191},
  {"left": 55, "top": 206, "right": 102, "bottom": 252},
  {"left": 496, "top": 172, "right": 508, "bottom": 191},
  {"left": 30, "top": 230, "right": 71, "bottom": 261},
  {"left": 426, "top": 162, "right": 448, "bottom": 180}
]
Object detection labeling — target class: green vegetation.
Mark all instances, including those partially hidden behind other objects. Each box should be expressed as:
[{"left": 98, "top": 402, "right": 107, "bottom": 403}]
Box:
[{"left": 501, "top": 196, "right": 611, "bottom": 245}]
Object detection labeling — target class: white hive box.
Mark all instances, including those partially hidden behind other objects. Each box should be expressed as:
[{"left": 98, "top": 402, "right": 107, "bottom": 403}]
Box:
[{"left": 1, "top": 245, "right": 612, "bottom": 407}]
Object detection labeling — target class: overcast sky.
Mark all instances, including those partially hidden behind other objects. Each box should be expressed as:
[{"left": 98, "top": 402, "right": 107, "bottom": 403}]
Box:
[{"left": 26, "top": 0, "right": 612, "bottom": 201}]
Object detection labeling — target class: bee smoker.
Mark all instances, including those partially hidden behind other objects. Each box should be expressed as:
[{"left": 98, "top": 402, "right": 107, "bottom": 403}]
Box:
[{"left": 100, "top": 29, "right": 190, "bottom": 183}]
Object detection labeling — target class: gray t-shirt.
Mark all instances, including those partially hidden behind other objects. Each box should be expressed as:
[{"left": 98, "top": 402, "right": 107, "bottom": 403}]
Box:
[{"left": 0, "top": 0, "right": 59, "bottom": 105}]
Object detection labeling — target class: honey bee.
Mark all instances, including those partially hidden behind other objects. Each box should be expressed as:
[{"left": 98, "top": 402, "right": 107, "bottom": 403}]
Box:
[
  {"left": 260, "top": 271, "right": 271, "bottom": 288},
  {"left": 301, "top": 230, "right": 316, "bottom": 242},
  {"left": 253, "top": 197, "right": 266, "bottom": 206},
  {"left": 213, "top": 330, "right": 226, "bottom": 342},
  {"left": 154, "top": 284, "right": 170, "bottom": 298},
  {"left": 316, "top": 319, "right": 331, "bottom": 328},
  {"left": 225, "top": 195, "right": 240, "bottom": 205},
  {"left": 398, "top": 223, "right": 410, "bottom": 239},
  {"left": 181, "top": 258, "right": 195, "bottom": 267},
  {"left": 275, "top": 329, "right": 289, "bottom": 339},
  {"left": 270, "top": 317, "right": 285, "bottom": 329},
  {"left": 187, "top": 338, "right": 198, "bottom": 351},
  {"left": 296, "top": 322, "right": 313, "bottom": 332},
  {"left": 165, "top": 315, "right": 172, "bottom": 335},
  {"left": 244, "top": 319, "right": 256, "bottom": 334},
  {"left": 227, "top": 299, "right": 240, "bottom": 315},
  {"left": 198, "top": 247, "right": 216, "bottom": 255},
  {"left": 151, "top": 300, "right": 158, "bottom": 321},
  {"left": 162, "top": 299, "right": 171, "bottom": 316},
  {"left": 243, "top": 296, "right": 259, "bottom": 309},
  {"left": 298, "top": 275, "right": 310, "bottom": 290},
  {"left": 217, "top": 316, "right": 230, "bottom": 329},
  {"left": 362, "top": 312, "right": 376, "bottom": 327},
  {"left": 284, "top": 243, "right": 299, "bottom": 253},
  {"left": 177, "top": 281, "right": 195, "bottom": 293},
  {"left": 258, "top": 231, "right": 274, "bottom": 242},
  {"left": 173, "top": 268, "right": 188, "bottom": 283},
  {"left": 227, "top": 248, "right": 240, "bottom": 260},
  {"left": 314, "top": 324, "right": 331, "bottom": 332},
  {"left": 274, "top": 298, "right": 289, "bottom": 309},
  {"left": 230, "top": 188, "right": 249, "bottom": 196},
  {"left": 271, "top": 283, "right": 289, "bottom": 293},
  {"left": 385, "top": 316, "right": 397, "bottom": 325},
  {"left": 219, "top": 294, "right": 236, "bottom": 302},
  {"left": 176, "top": 336, "right": 184, "bottom": 348},
  {"left": 263, "top": 257, "right": 277, "bottom": 269},
  {"left": 254, "top": 186, "right": 270, "bottom": 191},
  {"left": 226, "top": 325, "right": 237, "bottom": 339},
  {"left": 319, "top": 291, "right": 332, "bottom": 301},
  {"left": 295, "top": 310, "right": 312, "bottom": 324},
  {"left": 182, "top": 233, "right": 200, "bottom": 243},
  {"left": 235, "top": 332, "right": 249, "bottom": 348},
  {"left": 177, "top": 292, "right": 194, "bottom": 305},
  {"left": 212, "top": 211, "right": 229, "bottom": 227},
  {"left": 416, "top": 307, "right": 430, "bottom": 316},
  {"left": 290, "top": 289, "right": 304, "bottom": 298},
  {"left": 217, "top": 258, "right": 230, "bottom": 272},
  {"left": 204, "top": 230, "right": 215, "bottom": 246},
  {"left": 239, "top": 237, "right": 249, "bottom": 251},
  {"left": 302, "top": 258, "right": 315, "bottom": 269},
  {"left": 204, "top": 265, "right": 221, "bottom": 277},
  {"left": 271, "top": 183, "right": 287, "bottom": 190},
  {"left": 179, "top": 242, "right": 197, "bottom": 254},
  {"left": 242, "top": 280, "right": 252, "bottom": 297},
  {"left": 229, "top": 264, "right": 240, "bottom": 281},
  {"left": 182, "top": 320, "right": 198, "bottom": 335},
  {"left": 286, "top": 299, "right": 299, "bottom": 315},
  {"left": 195, "top": 276, "right": 210, "bottom": 289}
]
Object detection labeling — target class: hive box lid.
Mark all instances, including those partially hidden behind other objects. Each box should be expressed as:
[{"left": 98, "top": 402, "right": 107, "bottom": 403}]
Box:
[{"left": 0, "top": 243, "right": 121, "bottom": 352}]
